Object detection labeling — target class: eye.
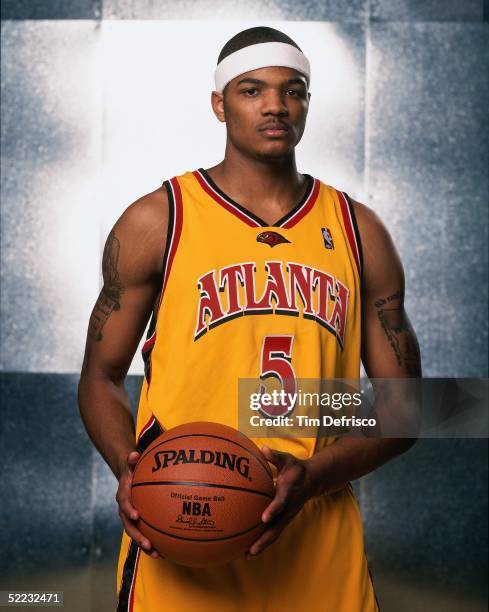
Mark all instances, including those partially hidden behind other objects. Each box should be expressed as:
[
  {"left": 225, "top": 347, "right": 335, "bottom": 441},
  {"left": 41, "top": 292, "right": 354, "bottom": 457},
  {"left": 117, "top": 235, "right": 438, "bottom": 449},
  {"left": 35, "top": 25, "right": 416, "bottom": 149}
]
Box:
[{"left": 243, "top": 88, "right": 259, "bottom": 96}]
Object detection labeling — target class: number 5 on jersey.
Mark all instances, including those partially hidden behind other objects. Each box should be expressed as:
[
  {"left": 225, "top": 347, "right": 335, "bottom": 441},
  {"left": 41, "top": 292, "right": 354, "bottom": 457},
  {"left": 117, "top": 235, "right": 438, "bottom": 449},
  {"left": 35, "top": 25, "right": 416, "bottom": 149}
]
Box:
[{"left": 258, "top": 335, "right": 298, "bottom": 417}]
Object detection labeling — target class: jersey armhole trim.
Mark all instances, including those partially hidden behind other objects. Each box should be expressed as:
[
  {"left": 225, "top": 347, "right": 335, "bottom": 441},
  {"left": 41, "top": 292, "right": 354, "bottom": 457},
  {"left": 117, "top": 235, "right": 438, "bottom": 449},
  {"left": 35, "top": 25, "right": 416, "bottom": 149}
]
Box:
[
  {"left": 335, "top": 189, "right": 363, "bottom": 280},
  {"left": 141, "top": 178, "right": 184, "bottom": 387},
  {"left": 136, "top": 414, "right": 165, "bottom": 454},
  {"left": 343, "top": 192, "right": 364, "bottom": 282},
  {"left": 159, "top": 177, "right": 184, "bottom": 307}
]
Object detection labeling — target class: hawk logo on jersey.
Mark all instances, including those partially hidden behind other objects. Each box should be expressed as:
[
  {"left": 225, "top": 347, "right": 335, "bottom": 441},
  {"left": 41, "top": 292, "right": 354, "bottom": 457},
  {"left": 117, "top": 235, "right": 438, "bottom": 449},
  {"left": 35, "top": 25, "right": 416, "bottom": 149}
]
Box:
[
  {"left": 257, "top": 231, "right": 290, "bottom": 247},
  {"left": 321, "top": 227, "right": 334, "bottom": 250}
]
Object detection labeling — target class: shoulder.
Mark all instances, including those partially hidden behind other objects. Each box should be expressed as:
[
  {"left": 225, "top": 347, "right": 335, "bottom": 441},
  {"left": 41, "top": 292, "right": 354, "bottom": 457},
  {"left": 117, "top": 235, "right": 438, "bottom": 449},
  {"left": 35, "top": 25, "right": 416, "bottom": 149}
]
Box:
[
  {"left": 349, "top": 198, "right": 398, "bottom": 258},
  {"left": 349, "top": 198, "right": 390, "bottom": 245},
  {"left": 107, "top": 185, "right": 170, "bottom": 281},
  {"left": 349, "top": 197, "right": 404, "bottom": 292},
  {"left": 323, "top": 184, "right": 393, "bottom": 249},
  {"left": 115, "top": 185, "right": 169, "bottom": 235}
]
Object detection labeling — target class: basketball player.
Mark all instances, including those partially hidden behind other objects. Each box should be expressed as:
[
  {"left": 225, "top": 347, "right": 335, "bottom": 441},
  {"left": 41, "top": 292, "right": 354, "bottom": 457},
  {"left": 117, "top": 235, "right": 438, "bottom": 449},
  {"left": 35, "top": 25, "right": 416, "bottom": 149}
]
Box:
[{"left": 78, "top": 27, "right": 421, "bottom": 611}]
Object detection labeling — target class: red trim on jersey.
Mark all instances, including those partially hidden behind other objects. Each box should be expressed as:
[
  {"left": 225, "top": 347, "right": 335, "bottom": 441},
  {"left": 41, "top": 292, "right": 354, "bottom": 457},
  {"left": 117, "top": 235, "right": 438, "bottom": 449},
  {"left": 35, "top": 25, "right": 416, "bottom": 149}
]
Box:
[
  {"left": 146, "top": 177, "right": 184, "bottom": 394},
  {"left": 137, "top": 415, "right": 156, "bottom": 443},
  {"left": 194, "top": 169, "right": 320, "bottom": 229},
  {"left": 160, "top": 177, "right": 184, "bottom": 301},
  {"left": 193, "top": 169, "right": 260, "bottom": 227},
  {"left": 282, "top": 178, "right": 320, "bottom": 229},
  {"left": 128, "top": 547, "right": 141, "bottom": 612},
  {"left": 142, "top": 330, "right": 156, "bottom": 354},
  {"left": 336, "top": 189, "right": 361, "bottom": 275}
]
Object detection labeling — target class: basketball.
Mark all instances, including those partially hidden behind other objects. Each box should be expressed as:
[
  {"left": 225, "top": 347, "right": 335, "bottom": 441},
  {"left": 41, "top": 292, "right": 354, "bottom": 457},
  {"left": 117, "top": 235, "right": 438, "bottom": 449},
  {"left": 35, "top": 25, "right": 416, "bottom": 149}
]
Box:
[{"left": 131, "top": 421, "right": 275, "bottom": 567}]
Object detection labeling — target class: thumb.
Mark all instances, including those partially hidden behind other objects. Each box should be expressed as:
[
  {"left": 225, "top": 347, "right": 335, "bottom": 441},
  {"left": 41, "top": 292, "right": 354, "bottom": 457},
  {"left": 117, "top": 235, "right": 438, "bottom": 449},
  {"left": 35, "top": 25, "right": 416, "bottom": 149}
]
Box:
[
  {"left": 127, "top": 451, "right": 140, "bottom": 469},
  {"left": 260, "top": 446, "right": 290, "bottom": 470}
]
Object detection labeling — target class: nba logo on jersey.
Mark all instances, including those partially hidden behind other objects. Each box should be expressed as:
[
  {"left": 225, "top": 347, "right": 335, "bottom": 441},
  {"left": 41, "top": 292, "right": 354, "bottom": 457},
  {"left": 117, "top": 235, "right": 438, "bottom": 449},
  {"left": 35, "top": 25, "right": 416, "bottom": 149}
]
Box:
[{"left": 321, "top": 227, "right": 334, "bottom": 249}]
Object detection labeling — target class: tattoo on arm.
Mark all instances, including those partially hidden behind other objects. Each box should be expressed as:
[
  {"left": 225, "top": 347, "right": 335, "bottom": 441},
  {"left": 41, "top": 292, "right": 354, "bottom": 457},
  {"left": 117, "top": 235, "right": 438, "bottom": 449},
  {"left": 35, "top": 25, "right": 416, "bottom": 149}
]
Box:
[
  {"left": 88, "top": 230, "right": 125, "bottom": 342},
  {"left": 375, "top": 291, "right": 421, "bottom": 376}
]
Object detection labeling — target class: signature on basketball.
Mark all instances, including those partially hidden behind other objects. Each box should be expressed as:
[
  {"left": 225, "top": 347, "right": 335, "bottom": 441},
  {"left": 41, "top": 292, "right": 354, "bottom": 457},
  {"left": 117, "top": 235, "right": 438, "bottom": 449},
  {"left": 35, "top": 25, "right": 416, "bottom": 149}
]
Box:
[{"left": 176, "top": 515, "right": 216, "bottom": 528}]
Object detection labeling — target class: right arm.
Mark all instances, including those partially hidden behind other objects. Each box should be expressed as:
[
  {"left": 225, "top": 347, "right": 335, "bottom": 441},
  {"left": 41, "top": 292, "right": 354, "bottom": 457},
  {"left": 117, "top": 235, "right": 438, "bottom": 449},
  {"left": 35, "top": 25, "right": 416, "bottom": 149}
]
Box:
[{"left": 78, "top": 185, "right": 169, "bottom": 556}]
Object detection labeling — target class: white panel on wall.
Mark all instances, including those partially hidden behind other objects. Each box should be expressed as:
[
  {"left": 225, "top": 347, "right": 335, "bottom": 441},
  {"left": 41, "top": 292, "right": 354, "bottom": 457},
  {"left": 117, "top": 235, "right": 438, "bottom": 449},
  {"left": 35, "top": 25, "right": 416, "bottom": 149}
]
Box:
[{"left": 1, "top": 21, "right": 102, "bottom": 373}]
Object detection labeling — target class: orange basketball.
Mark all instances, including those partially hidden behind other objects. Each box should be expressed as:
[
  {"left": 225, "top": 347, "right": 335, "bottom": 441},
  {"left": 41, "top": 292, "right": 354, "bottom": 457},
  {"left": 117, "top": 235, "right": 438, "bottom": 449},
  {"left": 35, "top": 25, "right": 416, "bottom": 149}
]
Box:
[{"left": 131, "top": 422, "right": 275, "bottom": 567}]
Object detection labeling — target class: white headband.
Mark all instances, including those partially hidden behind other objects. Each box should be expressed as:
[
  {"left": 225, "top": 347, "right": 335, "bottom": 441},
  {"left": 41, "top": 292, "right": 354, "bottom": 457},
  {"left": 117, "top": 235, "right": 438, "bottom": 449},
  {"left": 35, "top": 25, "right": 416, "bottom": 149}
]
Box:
[{"left": 214, "top": 41, "right": 311, "bottom": 93}]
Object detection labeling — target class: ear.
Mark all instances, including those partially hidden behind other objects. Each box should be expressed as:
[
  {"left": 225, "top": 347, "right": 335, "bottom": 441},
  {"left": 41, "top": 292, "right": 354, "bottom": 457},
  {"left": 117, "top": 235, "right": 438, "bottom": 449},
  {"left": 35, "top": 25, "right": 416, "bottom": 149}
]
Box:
[{"left": 211, "top": 90, "right": 226, "bottom": 123}]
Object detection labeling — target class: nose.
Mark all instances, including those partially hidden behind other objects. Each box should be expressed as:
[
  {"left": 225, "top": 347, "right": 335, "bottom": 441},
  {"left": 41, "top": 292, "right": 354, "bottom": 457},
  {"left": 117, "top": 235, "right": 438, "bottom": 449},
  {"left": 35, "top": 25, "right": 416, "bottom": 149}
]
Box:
[{"left": 261, "top": 88, "right": 288, "bottom": 116}]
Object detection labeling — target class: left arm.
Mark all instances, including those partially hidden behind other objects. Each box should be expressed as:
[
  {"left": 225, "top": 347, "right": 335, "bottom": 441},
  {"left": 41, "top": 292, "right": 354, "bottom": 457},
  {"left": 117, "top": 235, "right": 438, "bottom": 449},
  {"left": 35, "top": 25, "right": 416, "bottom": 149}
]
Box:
[{"left": 248, "top": 199, "right": 422, "bottom": 558}]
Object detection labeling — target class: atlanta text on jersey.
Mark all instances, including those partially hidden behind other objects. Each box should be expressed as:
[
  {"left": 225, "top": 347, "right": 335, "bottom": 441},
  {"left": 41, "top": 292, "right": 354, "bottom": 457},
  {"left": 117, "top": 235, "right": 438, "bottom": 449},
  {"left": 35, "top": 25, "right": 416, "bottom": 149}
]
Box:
[{"left": 195, "top": 261, "right": 350, "bottom": 347}]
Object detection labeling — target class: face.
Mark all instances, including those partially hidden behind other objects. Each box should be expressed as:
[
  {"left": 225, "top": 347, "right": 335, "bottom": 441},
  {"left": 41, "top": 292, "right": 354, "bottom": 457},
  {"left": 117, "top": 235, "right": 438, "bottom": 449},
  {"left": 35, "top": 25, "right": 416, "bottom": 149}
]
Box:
[{"left": 211, "top": 66, "right": 310, "bottom": 162}]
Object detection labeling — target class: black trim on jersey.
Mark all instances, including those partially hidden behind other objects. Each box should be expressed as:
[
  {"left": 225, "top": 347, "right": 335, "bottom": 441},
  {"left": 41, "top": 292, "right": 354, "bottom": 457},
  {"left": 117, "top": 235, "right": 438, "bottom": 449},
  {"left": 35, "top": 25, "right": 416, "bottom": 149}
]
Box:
[
  {"left": 274, "top": 309, "right": 300, "bottom": 317},
  {"left": 116, "top": 417, "right": 165, "bottom": 610},
  {"left": 219, "top": 311, "right": 245, "bottom": 323},
  {"left": 343, "top": 192, "right": 364, "bottom": 283},
  {"left": 116, "top": 539, "right": 139, "bottom": 612},
  {"left": 194, "top": 327, "right": 208, "bottom": 341},
  {"left": 275, "top": 175, "right": 314, "bottom": 227},
  {"left": 136, "top": 416, "right": 165, "bottom": 454},
  {"left": 141, "top": 180, "right": 176, "bottom": 385},
  {"left": 206, "top": 310, "right": 245, "bottom": 330},
  {"left": 142, "top": 350, "right": 151, "bottom": 385},
  {"left": 199, "top": 168, "right": 267, "bottom": 226},
  {"left": 194, "top": 313, "right": 247, "bottom": 339},
  {"left": 142, "top": 317, "right": 156, "bottom": 386},
  {"left": 161, "top": 179, "right": 176, "bottom": 291},
  {"left": 243, "top": 308, "right": 274, "bottom": 317},
  {"left": 198, "top": 168, "right": 314, "bottom": 228}
]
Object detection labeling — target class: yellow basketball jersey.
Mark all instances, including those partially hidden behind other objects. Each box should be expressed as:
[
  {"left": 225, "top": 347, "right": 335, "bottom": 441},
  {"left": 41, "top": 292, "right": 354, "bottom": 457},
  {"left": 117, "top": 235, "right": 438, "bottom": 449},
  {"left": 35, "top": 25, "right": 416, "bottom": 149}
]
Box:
[
  {"left": 139, "top": 168, "right": 361, "bottom": 450},
  {"left": 116, "top": 168, "right": 378, "bottom": 612}
]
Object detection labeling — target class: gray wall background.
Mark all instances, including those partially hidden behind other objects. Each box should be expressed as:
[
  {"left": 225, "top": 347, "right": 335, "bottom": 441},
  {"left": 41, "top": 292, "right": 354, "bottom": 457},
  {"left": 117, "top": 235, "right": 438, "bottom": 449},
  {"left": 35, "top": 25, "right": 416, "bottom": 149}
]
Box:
[{"left": 1, "top": 1, "right": 488, "bottom": 611}]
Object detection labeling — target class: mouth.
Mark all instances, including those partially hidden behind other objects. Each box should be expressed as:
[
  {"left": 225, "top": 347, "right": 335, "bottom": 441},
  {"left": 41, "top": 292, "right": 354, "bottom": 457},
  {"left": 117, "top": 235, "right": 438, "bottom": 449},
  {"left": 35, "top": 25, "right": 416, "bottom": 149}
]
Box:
[{"left": 258, "top": 122, "right": 290, "bottom": 138}]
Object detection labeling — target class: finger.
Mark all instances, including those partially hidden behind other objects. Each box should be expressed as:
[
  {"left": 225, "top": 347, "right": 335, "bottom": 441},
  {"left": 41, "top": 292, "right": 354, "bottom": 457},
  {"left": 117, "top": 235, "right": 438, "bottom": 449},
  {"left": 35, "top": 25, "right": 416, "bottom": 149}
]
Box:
[
  {"left": 119, "top": 511, "right": 160, "bottom": 558},
  {"left": 119, "top": 510, "right": 152, "bottom": 551},
  {"left": 137, "top": 544, "right": 160, "bottom": 559},
  {"left": 140, "top": 547, "right": 159, "bottom": 559},
  {"left": 247, "top": 522, "right": 285, "bottom": 557},
  {"left": 117, "top": 482, "right": 140, "bottom": 521},
  {"left": 127, "top": 451, "right": 140, "bottom": 468},
  {"left": 140, "top": 544, "right": 160, "bottom": 559},
  {"left": 261, "top": 482, "right": 290, "bottom": 523},
  {"left": 119, "top": 495, "right": 139, "bottom": 521},
  {"left": 260, "top": 446, "right": 290, "bottom": 471}
]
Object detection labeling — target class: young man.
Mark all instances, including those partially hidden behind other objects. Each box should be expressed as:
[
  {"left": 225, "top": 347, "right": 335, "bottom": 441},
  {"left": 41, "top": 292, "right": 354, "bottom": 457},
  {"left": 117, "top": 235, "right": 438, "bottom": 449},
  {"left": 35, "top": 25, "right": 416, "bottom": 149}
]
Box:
[{"left": 78, "top": 27, "right": 421, "bottom": 612}]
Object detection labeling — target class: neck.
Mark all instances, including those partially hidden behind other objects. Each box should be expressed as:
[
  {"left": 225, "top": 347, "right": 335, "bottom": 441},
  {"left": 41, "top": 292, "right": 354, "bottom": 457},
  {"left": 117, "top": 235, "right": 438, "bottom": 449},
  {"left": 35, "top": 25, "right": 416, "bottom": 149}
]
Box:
[
  {"left": 224, "top": 140, "right": 299, "bottom": 177},
  {"left": 205, "top": 143, "right": 306, "bottom": 224},
  {"left": 220, "top": 139, "right": 301, "bottom": 186}
]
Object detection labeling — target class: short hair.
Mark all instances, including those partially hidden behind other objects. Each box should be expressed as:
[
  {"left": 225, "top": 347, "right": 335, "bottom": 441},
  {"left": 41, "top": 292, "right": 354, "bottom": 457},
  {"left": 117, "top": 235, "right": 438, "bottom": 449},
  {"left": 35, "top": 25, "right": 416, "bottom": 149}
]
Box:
[{"left": 217, "top": 27, "right": 303, "bottom": 65}]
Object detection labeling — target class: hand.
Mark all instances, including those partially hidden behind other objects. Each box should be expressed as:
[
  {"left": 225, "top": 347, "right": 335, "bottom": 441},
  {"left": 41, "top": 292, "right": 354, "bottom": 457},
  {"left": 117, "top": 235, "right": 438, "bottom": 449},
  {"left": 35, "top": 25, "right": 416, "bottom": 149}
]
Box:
[
  {"left": 247, "top": 446, "right": 317, "bottom": 558},
  {"left": 115, "top": 450, "right": 160, "bottom": 559}
]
